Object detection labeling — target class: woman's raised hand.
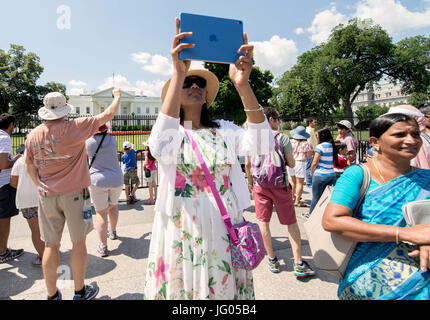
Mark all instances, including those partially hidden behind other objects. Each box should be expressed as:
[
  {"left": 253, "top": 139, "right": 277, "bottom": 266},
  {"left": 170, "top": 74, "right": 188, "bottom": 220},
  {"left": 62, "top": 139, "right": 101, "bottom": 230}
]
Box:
[
  {"left": 171, "top": 17, "right": 194, "bottom": 77},
  {"left": 229, "top": 33, "right": 254, "bottom": 88}
]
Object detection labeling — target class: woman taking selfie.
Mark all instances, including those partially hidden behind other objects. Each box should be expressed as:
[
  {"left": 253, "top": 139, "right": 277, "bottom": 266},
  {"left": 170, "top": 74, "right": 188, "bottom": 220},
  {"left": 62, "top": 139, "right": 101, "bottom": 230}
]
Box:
[
  {"left": 323, "top": 113, "right": 430, "bottom": 300},
  {"left": 143, "top": 18, "right": 274, "bottom": 300}
]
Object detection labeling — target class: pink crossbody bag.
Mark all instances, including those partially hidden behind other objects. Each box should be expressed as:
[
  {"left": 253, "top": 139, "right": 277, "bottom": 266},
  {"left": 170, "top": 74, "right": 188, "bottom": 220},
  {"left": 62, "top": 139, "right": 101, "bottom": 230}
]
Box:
[{"left": 184, "top": 128, "right": 266, "bottom": 270}]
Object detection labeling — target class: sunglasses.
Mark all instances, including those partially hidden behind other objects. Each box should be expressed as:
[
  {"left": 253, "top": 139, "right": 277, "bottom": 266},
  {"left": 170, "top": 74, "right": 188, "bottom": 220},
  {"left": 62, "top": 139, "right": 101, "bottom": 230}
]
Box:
[{"left": 183, "top": 77, "right": 207, "bottom": 89}]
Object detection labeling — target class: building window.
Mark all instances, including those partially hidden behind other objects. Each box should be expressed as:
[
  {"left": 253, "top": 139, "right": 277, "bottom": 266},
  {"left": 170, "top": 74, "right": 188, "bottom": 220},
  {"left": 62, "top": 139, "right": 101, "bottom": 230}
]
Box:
[
  {"left": 86, "top": 107, "right": 90, "bottom": 114},
  {"left": 101, "top": 107, "right": 105, "bottom": 112},
  {"left": 75, "top": 107, "right": 80, "bottom": 114},
  {"left": 123, "top": 107, "right": 127, "bottom": 114},
  {"left": 146, "top": 107, "right": 150, "bottom": 114},
  {"left": 137, "top": 107, "right": 141, "bottom": 114},
  {"left": 155, "top": 107, "right": 159, "bottom": 114}
]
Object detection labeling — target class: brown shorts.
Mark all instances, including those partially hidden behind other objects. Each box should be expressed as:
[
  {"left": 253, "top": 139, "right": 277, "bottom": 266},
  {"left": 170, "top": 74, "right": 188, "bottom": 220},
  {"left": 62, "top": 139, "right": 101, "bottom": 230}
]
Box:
[
  {"left": 123, "top": 168, "right": 140, "bottom": 185},
  {"left": 38, "top": 189, "right": 94, "bottom": 243}
]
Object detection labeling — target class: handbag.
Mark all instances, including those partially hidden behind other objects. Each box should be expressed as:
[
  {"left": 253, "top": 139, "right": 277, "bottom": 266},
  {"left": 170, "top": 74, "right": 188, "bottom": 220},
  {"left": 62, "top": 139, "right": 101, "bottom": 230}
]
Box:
[
  {"left": 145, "top": 168, "right": 151, "bottom": 178},
  {"left": 184, "top": 128, "right": 265, "bottom": 270},
  {"left": 303, "top": 164, "right": 370, "bottom": 278},
  {"left": 402, "top": 199, "right": 430, "bottom": 226}
]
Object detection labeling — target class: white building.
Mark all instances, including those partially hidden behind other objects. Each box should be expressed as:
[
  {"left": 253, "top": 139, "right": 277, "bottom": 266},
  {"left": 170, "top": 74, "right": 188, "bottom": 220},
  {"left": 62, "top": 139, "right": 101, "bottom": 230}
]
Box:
[
  {"left": 68, "top": 87, "right": 162, "bottom": 116},
  {"left": 351, "top": 80, "right": 409, "bottom": 112}
]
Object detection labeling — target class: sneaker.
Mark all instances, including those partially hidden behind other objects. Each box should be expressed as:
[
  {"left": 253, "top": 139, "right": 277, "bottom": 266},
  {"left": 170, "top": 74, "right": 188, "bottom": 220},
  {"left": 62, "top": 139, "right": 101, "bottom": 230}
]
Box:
[
  {"left": 73, "top": 284, "right": 99, "bottom": 300},
  {"left": 126, "top": 197, "right": 133, "bottom": 205},
  {"left": 47, "top": 289, "right": 62, "bottom": 300},
  {"left": 97, "top": 244, "right": 108, "bottom": 257},
  {"left": 301, "top": 212, "right": 311, "bottom": 220},
  {"left": 32, "top": 255, "right": 42, "bottom": 266},
  {"left": 266, "top": 256, "right": 280, "bottom": 273},
  {"left": 0, "top": 248, "right": 24, "bottom": 264},
  {"left": 108, "top": 230, "right": 118, "bottom": 240},
  {"left": 131, "top": 194, "right": 138, "bottom": 202},
  {"left": 294, "top": 261, "right": 316, "bottom": 277}
]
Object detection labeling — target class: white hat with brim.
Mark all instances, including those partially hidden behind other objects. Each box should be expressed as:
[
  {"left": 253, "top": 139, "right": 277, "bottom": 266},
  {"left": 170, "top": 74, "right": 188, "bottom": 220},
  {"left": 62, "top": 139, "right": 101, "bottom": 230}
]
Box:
[
  {"left": 161, "top": 69, "right": 219, "bottom": 107},
  {"left": 38, "top": 92, "right": 73, "bottom": 120}
]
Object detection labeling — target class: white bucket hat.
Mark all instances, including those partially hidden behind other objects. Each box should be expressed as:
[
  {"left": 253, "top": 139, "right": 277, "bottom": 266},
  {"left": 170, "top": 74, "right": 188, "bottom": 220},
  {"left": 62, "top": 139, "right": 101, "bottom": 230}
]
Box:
[{"left": 38, "top": 92, "right": 73, "bottom": 120}]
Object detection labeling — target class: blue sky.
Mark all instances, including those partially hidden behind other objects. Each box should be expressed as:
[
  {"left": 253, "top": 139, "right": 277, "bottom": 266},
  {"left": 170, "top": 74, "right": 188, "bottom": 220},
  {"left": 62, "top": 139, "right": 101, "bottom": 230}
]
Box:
[{"left": 1, "top": 0, "right": 430, "bottom": 97}]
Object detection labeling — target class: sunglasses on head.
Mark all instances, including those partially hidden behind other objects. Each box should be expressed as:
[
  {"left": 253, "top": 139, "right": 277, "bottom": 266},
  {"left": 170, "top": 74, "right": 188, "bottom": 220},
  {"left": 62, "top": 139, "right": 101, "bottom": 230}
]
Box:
[{"left": 183, "top": 77, "right": 207, "bottom": 89}]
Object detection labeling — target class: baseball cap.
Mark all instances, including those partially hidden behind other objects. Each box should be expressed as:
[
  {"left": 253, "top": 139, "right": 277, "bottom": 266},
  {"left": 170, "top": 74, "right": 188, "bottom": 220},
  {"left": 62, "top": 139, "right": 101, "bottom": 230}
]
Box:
[
  {"left": 337, "top": 120, "right": 352, "bottom": 129},
  {"left": 123, "top": 141, "right": 132, "bottom": 149}
]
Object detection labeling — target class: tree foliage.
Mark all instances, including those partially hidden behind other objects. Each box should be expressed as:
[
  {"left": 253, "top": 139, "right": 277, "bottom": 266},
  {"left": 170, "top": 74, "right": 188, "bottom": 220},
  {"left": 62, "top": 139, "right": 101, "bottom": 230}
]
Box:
[
  {"left": 273, "top": 19, "right": 430, "bottom": 120},
  {"left": 203, "top": 62, "right": 273, "bottom": 123},
  {"left": 0, "top": 44, "right": 66, "bottom": 118}
]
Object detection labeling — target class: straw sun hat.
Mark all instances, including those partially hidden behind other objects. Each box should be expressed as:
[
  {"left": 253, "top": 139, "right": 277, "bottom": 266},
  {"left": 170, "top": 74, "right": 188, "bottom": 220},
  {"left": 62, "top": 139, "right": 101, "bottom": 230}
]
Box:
[{"left": 161, "top": 69, "right": 219, "bottom": 107}]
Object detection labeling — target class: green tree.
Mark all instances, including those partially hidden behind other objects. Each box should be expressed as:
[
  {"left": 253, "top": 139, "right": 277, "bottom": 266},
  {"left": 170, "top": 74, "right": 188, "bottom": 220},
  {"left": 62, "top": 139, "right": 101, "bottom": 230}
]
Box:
[
  {"left": 314, "top": 18, "right": 394, "bottom": 120},
  {"left": 391, "top": 35, "right": 430, "bottom": 95},
  {"left": 204, "top": 62, "right": 274, "bottom": 123},
  {"left": 273, "top": 47, "right": 339, "bottom": 120},
  {"left": 0, "top": 44, "right": 66, "bottom": 117}
]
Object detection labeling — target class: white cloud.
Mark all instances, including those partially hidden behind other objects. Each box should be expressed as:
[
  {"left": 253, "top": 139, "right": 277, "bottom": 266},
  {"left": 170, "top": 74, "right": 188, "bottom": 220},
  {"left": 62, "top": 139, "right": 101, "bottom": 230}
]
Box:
[
  {"left": 251, "top": 35, "right": 299, "bottom": 76},
  {"left": 305, "top": 0, "right": 430, "bottom": 44},
  {"left": 67, "top": 87, "right": 86, "bottom": 95},
  {"left": 307, "top": 5, "right": 348, "bottom": 44},
  {"left": 97, "top": 74, "right": 165, "bottom": 97},
  {"left": 355, "top": 0, "right": 430, "bottom": 34},
  {"left": 131, "top": 52, "right": 172, "bottom": 76},
  {"left": 68, "top": 80, "right": 87, "bottom": 87},
  {"left": 294, "top": 27, "right": 305, "bottom": 35}
]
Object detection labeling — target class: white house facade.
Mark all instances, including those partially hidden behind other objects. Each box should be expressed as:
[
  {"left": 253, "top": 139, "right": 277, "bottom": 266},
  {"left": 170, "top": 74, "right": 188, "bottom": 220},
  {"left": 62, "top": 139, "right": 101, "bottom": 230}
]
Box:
[
  {"left": 67, "top": 88, "right": 162, "bottom": 116},
  {"left": 351, "top": 80, "right": 409, "bottom": 112}
]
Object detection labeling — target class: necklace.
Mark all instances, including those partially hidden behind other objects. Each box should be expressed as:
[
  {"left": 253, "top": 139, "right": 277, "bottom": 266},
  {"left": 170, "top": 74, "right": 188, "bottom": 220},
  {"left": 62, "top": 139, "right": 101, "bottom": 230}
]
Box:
[
  {"left": 372, "top": 158, "right": 386, "bottom": 183},
  {"left": 372, "top": 158, "right": 413, "bottom": 184}
]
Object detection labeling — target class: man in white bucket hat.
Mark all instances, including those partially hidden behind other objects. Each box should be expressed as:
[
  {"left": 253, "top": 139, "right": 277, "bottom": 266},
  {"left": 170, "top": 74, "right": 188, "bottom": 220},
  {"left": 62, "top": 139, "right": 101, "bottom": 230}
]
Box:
[{"left": 25, "top": 89, "right": 121, "bottom": 300}]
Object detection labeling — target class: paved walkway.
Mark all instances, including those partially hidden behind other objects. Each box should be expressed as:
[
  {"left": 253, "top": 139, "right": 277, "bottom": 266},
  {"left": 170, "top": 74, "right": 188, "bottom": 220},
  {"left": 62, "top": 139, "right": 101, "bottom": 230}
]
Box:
[{"left": 0, "top": 185, "right": 339, "bottom": 300}]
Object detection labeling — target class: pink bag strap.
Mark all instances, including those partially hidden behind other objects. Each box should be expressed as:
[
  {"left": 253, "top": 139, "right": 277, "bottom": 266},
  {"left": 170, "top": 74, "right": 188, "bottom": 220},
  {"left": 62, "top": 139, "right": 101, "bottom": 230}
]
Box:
[{"left": 183, "top": 128, "right": 240, "bottom": 245}]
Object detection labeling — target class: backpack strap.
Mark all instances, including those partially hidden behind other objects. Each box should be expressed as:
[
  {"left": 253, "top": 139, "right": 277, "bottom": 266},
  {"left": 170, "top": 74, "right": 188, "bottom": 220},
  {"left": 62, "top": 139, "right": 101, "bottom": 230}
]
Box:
[
  {"left": 89, "top": 134, "right": 106, "bottom": 169},
  {"left": 353, "top": 163, "right": 371, "bottom": 217}
]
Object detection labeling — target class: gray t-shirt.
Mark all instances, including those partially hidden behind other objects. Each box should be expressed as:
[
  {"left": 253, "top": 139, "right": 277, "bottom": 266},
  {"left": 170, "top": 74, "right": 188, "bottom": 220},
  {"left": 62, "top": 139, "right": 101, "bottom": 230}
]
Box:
[{"left": 87, "top": 135, "right": 123, "bottom": 188}]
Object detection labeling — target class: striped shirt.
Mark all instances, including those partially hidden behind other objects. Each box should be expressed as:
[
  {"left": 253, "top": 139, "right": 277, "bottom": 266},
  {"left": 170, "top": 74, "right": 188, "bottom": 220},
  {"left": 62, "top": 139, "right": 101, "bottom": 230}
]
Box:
[{"left": 314, "top": 142, "right": 335, "bottom": 177}]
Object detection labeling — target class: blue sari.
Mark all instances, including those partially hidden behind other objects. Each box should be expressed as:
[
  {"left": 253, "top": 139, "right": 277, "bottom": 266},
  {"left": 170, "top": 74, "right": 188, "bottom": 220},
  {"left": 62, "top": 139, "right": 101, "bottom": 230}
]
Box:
[{"left": 339, "top": 169, "right": 430, "bottom": 300}]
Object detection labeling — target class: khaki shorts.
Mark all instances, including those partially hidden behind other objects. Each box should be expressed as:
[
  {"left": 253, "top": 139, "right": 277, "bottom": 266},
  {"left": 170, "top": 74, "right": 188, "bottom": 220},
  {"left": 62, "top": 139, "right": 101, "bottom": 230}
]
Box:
[
  {"left": 88, "top": 185, "right": 122, "bottom": 212},
  {"left": 123, "top": 168, "right": 140, "bottom": 185},
  {"left": 38, "top": 189, "right": 94, "bottom": 243}
]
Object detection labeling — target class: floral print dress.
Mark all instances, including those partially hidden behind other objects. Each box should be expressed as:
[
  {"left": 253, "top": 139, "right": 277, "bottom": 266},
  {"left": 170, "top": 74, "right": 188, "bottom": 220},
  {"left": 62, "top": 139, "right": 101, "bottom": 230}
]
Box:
[{"left": 143, "top": 128, "right": 254, "bottom": 300}]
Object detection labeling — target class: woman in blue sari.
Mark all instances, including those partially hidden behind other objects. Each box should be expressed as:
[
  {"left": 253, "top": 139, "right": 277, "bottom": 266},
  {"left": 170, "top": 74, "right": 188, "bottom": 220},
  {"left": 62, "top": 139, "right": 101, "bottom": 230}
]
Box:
[{"left": 323, "top": 113, "right": 430, "bottom": 300}]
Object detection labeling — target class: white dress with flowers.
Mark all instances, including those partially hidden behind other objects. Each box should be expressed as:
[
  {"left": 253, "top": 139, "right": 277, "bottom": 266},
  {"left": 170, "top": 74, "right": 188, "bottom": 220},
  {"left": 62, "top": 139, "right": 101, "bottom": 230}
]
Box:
[{"left": 143, "top": 128, "right": 254, "bottom": 300}]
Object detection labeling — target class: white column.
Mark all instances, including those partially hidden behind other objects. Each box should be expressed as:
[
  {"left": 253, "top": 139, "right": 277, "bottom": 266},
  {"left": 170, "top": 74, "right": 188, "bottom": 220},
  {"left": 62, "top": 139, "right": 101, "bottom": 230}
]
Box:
[{"left": 91, "top": 101, "right": 95, "bottom": 115}]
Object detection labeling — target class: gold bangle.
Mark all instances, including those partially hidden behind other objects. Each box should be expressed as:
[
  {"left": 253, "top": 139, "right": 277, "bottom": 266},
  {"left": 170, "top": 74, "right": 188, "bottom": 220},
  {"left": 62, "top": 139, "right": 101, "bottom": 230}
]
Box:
[{"left": 395, "top": 227, "right": 400, "bottom": 244}]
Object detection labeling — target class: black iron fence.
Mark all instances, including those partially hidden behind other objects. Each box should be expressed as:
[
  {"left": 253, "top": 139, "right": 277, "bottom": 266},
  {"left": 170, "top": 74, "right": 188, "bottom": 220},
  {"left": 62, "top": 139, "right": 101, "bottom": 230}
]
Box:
[{"left": 11, "top": 113, "right": 374, "bottom": 173}]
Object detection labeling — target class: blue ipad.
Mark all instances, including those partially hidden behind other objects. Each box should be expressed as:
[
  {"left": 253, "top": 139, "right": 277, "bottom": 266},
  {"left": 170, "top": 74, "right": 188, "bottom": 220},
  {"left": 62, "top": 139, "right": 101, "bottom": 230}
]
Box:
[{"left": 179, "top": 13, "right": 244, "bottom": 64}]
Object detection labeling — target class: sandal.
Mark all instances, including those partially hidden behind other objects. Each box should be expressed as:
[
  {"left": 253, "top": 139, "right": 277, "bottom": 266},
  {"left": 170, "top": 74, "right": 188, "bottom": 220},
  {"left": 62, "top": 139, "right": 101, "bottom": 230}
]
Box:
[{"left": 295, "top": 201, "right": 309, "bottom": 207}]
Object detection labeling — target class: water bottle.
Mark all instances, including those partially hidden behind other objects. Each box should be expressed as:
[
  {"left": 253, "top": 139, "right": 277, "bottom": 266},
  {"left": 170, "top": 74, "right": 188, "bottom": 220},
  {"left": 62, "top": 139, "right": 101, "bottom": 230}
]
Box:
[{"left": 82, "top": 189, "right": 92, "bottom": 224}]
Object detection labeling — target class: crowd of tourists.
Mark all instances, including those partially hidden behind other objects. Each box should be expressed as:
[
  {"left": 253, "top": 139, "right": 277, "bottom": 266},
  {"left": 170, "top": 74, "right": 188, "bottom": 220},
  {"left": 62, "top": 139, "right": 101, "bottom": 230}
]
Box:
[{"left": 1, "top": 17, "right": 430, "bottom": 301}]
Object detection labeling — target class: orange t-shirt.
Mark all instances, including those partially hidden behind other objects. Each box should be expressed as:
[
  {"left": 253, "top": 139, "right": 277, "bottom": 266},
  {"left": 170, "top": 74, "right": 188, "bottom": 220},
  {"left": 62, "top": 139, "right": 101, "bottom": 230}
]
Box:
[{"left": 25, "top": 117, "right": 100, "bottom": 196}]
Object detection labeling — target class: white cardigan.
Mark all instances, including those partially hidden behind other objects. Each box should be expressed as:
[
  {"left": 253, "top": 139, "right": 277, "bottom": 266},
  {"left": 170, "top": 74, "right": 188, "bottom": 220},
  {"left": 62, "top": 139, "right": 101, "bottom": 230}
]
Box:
[{"left": 148, "top": 112, "right": 274, "bottom": 216}]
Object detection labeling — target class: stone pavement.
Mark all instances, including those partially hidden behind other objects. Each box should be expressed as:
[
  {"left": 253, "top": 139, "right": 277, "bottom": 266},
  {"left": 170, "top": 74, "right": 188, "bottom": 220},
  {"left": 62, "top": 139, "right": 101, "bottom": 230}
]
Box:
[{"left": 0, "top": 185, "right": 339, "bottom": 300}]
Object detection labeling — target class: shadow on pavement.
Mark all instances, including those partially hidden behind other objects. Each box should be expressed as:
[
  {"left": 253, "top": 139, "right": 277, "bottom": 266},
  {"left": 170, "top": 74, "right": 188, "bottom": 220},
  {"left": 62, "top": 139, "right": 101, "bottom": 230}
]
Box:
[
  {"left": 109, "top": 232, "right": 151, "bottom": 260},
  {"left": 0, "top": 252, "right": 44, "bottom": 299}
]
